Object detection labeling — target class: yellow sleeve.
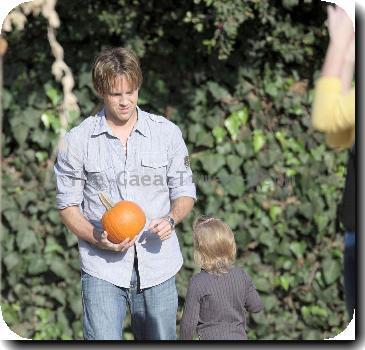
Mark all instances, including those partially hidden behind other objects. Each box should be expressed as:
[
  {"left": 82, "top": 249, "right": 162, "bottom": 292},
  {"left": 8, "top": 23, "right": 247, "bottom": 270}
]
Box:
[
  {"left": 325, "top": 128, "right": 355, "bottom": 150},
  {"left": 311, "top": 77, "right": 355, "bottom": 133}
]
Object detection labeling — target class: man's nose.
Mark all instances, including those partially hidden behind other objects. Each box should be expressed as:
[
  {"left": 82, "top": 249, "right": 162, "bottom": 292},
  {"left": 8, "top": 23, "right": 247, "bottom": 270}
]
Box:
[{"left": 119, "top": 95, "right": 128, "bottom": 105}]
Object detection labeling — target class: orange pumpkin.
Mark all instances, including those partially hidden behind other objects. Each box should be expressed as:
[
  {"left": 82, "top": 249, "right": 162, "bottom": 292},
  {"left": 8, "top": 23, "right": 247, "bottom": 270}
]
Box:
[{"left": 99, "top": 192, "right": 146, "bottom": 244}]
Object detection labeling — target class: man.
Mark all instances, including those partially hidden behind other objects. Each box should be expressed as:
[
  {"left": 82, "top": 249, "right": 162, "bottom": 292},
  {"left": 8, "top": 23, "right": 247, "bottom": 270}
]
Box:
[{"left": 54, "top": 47, "right": 196, "bottom": 340}]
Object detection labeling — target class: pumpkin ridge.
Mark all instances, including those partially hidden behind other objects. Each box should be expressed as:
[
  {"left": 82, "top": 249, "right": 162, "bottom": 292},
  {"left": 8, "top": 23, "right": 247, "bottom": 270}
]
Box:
[{"left": 106, "top": 212, "right": 118, "bottom": 243}]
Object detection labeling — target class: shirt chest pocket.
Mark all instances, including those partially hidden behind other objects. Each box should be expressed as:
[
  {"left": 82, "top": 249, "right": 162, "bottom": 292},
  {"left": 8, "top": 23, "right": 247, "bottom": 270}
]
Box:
[
  {"left": 84, "top": 163, "right": 115, "bottom": 192},
  {"left": 140, "top": 153, "right": 169, "bottom": 176}
]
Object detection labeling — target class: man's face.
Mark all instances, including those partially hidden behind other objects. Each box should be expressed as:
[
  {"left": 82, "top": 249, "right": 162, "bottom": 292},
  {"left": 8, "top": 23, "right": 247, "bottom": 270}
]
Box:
[{"left": 103, "top": 75, "right": 139, "bottom": 124}]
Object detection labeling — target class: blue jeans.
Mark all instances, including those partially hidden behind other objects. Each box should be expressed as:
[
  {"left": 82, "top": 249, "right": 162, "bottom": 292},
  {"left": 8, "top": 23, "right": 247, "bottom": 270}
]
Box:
[
  {"left": 344, "top": 232, "right": 356, "bottom": 319},
  {"left": 81, "top": 261, "right": 178, "bottom": 340}
]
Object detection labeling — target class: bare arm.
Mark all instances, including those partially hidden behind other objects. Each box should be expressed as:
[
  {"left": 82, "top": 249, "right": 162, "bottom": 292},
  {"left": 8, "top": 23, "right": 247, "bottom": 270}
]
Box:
[
  {"left": 339, "top": 38, "right": 355, "bottom": 94},
  {"left": 59, "top": 206, "right": 136, "bottom": 251},
  {"left": 59, "top": 206, "right": 98, "bottom": 244},
  {"left": 170, "top": 196, "right": 195, "bottom": 225},
  {"left": 321, "top": 41, "right": 354, "bottom": 93},
  {"left": 321, "top": 6, "right": 355, "bottom": 92}
]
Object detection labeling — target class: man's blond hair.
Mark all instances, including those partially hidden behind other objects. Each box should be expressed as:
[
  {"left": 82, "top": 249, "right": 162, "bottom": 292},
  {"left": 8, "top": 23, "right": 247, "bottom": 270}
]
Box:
[
  {"left": 193, "top": 216, "right": 237, "bottom": 275},
  {"left": 92, "top": 47, "right": 143, "bottom": 96}
]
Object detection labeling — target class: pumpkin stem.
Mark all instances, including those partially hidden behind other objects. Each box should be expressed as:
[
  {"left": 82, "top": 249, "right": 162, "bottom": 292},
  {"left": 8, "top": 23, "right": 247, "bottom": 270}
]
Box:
[{"left": 98, "top": 192, "right": 114, "bottom": 210}]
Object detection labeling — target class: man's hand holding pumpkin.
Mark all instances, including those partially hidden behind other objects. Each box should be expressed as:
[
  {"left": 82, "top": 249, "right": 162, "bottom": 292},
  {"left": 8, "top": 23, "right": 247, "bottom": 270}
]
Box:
[{"left": 94, "top": 228, "right": 137, "bottom": 251}]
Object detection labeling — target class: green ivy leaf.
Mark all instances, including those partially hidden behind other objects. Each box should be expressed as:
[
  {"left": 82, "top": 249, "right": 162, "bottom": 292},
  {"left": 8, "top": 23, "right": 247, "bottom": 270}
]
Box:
[
  {"left": 322, "top": 258, "right": 341, "bottom": 285},
  {"left": 49, "top": 258, "right": 71, "bottom": 280},
  {"left": 207, "top": 81, "right": 231, "bottom": 101},
  {"left": 48, "top": 209, "right": 61, "bottom": 225},
  {"left": 13, "top": 126, "right": 29, "bottom": 146},
  {"left": 261, "top": 295, "right": 278, "bottom": 312},
  {"left": 289, "top": 241, "right": 307, "bottom": 259},
  {"left": 224, "top": 108, "right": 248, "bottom": 141},
  {"left": 196, "top": 132, "right": 214, "bottom": 147},
  {"left": 224, "top": 175, "right": 245, "bottom": 197},
  {"left": 282, "top": 0, "right": 299, "bottom": 9},
  {"left": 3, "top": 88, "right": 12, "bottom": 109},
  {"left": 4, "top": 252, "right": 20, "bottom": 271},
  {"left": 278, "top": 275, "right": 291, "bottom": 291},
  {"left": 199, "top": 153, "right": 226, "bottom": 174},
  {"left": 28, "top": 255, "right": 48, "bottom": 275},
  {"left": 45, "top": 84, "right": 61, "bottom": 106},
  {"left": 41, "top": 111, "right": 61, "bottom": 133},
  {"left": 35, "top": 151, "right": 49, "bottom": 163},
  {"left": 16, "top": 229, "right": 37, "bottom": 252},
  {"left": 212, "top": 126, "right": 227, "bottom": 144},
  {"left": 269, "top": 205, "right": 282, "bottom": 222},
  {"left": 253, "top": 276, "right": 272, "bottom": 292},
  {"left": 226, "top": 155, "right": 243, "bottom": 173},
  {"left": 252, "top": 130, "right": 266, "bottom": 153},
  {"left": 44, "top": 237, "right": 65, "bottom": 256}
]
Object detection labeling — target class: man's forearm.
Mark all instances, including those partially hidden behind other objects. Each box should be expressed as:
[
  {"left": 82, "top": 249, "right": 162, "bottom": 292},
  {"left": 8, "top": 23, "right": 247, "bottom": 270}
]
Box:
[
  {"left": 59, "top": 206, "right": 100, "bottom": 245},
  {"left": 169, "top": 196, "right": 195, "bottom": 225}
]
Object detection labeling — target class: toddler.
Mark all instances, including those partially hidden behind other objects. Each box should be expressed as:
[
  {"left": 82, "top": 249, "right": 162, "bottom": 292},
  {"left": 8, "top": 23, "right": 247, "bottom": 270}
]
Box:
[{"left": 180, "top": 216, "right": 263, "bottom": 340}]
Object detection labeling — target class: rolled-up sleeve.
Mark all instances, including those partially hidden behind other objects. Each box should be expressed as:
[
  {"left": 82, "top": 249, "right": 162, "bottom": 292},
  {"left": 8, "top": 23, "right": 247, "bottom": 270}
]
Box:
[
  {"left": 54, "top": 131, "right": 86, "bottom": 209},
  {"left": 167, "top": 125, "right": 196, "bottom": 202}
]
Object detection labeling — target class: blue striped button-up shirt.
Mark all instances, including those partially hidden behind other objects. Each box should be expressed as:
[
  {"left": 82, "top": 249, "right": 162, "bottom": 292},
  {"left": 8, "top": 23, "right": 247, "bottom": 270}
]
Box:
[{"left": 54, "top": 107, "right": 196, "bottom": 289}]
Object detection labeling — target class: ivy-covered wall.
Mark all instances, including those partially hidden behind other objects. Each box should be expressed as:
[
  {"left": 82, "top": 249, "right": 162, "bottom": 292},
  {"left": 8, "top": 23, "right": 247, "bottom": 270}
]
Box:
[{"left": 1, "top": 0, "right": 349, "bottom": 340}]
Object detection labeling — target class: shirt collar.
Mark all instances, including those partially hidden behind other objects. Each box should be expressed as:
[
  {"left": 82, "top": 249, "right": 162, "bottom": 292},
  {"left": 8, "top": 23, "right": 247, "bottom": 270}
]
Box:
[
  {"left": 91, "top": 108, "right": 113, "bottom": 137},
  {"left": 92, "top": 106, "right": 149, "bottom": 138},
  {"left": 133, "top": 106, "right": 149, "bottom": 137}
]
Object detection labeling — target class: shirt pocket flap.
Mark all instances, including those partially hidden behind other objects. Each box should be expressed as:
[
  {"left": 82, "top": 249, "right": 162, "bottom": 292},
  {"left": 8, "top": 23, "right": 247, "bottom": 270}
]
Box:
[
  {"left": 141, "top": 154, "right": 168, "bottom": 169},
  {"left": 84, "top": 162, "right": 111, "bottom": 173}
]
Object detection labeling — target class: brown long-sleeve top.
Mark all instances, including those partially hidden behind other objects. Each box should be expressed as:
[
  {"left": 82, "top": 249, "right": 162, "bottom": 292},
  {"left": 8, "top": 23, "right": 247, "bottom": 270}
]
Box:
[{"left": 180, "top": 266, "right": 263, "bottom": 340}]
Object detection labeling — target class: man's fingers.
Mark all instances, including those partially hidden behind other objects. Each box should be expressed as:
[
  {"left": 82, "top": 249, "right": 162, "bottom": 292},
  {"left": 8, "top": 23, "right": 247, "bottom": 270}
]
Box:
[
  {"left": 130, "top": 236, "right": 138, "bottom": 245},
  {"left": 148, "top": 219, "right": 170, "bottom": 231},
  {"left": 148, "top": 219, "right": 159, "bottom": 230},
  {"left": 160, "top": 232, "right": 172, "bottom": 241},
  {"left": 96, "top": 232, "right": 138, "bottom": 252},
  {"left": 157, "top": 226, "right": 170, "bottom": 236},
  {"left": 152, "top": 220, "right": 169, "bottom": 234},
  {"left": 119, "top": 237, "right": 138, "bottom": 252},
  {"left": 151, "top": 225, "right": 164, "bottom": 233},
  {"left": 101, "top": 231, "right": 108, "bottom": 240},
  {"left": 119, "top": 237, "right": 130, "bottom": 247},
  {"left": 157, "top": 227, "right": 172, "bottom": 240},
  {"left": 104, "top": 237, "right": 129, "bottom": 251}
]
